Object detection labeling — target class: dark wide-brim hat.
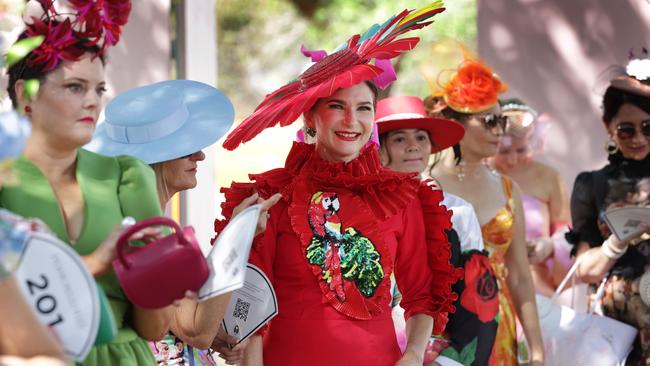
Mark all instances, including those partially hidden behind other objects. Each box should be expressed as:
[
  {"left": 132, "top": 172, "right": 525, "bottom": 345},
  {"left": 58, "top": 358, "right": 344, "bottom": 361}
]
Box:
[{"left": 375, "top": 95, "right": 464, "bottom": 152}]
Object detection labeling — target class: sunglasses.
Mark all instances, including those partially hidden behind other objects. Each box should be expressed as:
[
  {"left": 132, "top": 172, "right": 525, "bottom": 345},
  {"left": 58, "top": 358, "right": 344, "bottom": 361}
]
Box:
[
  {"left": 615, "top": 120, "right": 650, "bottom": 140},
  {"left": 176, "top": 151, "right": 199, "bottom": 160},
  {"left": 479, "top": 114, "right": 508, "bottom": 133}
]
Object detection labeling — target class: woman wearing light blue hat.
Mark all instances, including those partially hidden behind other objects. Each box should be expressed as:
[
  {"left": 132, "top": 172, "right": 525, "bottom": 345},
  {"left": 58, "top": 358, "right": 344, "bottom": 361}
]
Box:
[
  {"left": 87, "top": 79, "right": 281, "bottom": 365},
  {"left": 86, "top": 79, "right": 238, "bottom": 209}
]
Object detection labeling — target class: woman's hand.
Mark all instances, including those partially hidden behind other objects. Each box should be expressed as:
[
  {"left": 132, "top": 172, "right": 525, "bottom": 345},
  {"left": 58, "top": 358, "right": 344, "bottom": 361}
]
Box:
[
  {"left": 232, "top": 193, "right": 282, "bottom": 236},
  {"left": 395, "top": 350, "right": 424, "bottom": 366},
  {"left": 527, "top": 237, "right": 554, "bottom": 265},
  {"left": 83, "top": 223, "right": 162, "bottom": 276},
  {"left": 211, "top": 326, "right": 250, "bottom": 365}
]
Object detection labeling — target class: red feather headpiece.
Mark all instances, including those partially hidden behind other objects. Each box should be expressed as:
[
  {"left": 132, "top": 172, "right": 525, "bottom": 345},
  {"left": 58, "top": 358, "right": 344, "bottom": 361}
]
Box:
[
  {"left": 23, "top": 0, "right": 131, "bottom": 72},
  {"left": 222, "top": 2, "right": 446, "bottom": 151}
]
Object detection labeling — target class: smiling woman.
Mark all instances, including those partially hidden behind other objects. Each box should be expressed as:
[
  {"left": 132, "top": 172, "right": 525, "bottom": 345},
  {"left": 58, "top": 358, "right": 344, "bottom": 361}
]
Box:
[
  {"left": 304, "top": 82, "right": 376, "bottom": 163},
  {"left": 567, "top": 57, "right": 650, "bottom": 364},
  {"left": 212, "top": 4, "right": 461, "bottom": 366}
]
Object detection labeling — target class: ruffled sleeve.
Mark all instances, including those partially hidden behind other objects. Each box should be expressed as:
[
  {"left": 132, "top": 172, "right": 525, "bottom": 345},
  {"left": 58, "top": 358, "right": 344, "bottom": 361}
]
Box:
[
  {"left": 393, "top": 197, "right": 437, "bottom": 320},
  {"left": 212, "top": 180, "right": 283, "bottom": 282},
  {"left": 395, "top": 181, "right": 461, "bottom": 334},
  {"left": 213, "top": 172, "right": 290, "bottom": 336},
  {"left": 567, "top": 171, "right": 603, "bottom": 251},
  {"left": 116, "top": 155, "right": 163, "bottom": 219},
  {"left": 417, "top": 181, "right": 462, "bottom": 334}
]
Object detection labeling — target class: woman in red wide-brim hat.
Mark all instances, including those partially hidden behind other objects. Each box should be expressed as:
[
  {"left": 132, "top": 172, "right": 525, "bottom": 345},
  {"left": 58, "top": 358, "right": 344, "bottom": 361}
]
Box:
[{"left": 377, "top": 96, "right": 499, "bottom": 366}]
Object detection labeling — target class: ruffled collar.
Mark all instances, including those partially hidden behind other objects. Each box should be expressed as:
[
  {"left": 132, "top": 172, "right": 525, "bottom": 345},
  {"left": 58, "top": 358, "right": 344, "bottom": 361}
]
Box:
[
  {"left": 606, "top": 152, "right": 650, "bottom": 179},
  {"left": 282, "top": 142, "right": 420, "bottom": 220},
  {"left": 286, "top": 142, "right": 383, "bottom": 179}
]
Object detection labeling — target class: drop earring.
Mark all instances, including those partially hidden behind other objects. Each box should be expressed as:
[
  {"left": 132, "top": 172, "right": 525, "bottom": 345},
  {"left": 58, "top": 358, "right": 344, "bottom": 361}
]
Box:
[{"left": 604, "top": 137, "right": 619, "bottom": 155}]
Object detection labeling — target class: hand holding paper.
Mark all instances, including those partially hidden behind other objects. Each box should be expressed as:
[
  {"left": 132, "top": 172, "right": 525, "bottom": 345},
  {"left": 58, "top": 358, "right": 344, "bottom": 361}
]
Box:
[
  {"left": 603, "top": 206, "right": 650, "bottom": 242},
  {"left": 198, "top": 205, "right": 261, "bottom": 300},
  {"left": 232, "top": 192, "right": 282, "bottom": 236}
]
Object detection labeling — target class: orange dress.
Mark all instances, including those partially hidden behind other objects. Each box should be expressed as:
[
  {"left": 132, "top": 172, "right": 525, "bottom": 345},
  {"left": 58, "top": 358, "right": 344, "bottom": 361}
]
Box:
[{"left": 482, "top": 176, "right": 518, "bottom": 366}]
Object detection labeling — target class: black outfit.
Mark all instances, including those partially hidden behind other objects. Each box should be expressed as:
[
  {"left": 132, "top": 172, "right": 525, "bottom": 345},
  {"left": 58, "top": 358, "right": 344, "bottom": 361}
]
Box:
[{"left": 567, "top": 152, "right": 650, "bottom": 365}]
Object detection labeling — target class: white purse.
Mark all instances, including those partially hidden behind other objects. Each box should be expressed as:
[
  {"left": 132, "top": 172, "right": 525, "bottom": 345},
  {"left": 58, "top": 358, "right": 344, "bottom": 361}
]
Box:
[{"left": 536, "top": 260, "right": 637, "bottom": 366}]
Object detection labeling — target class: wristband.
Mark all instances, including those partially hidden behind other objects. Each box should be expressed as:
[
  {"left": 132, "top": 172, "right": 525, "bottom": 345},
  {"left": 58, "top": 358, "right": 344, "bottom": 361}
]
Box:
[{"left": 600, "top": 236, "right": 628, "bottom": 260}]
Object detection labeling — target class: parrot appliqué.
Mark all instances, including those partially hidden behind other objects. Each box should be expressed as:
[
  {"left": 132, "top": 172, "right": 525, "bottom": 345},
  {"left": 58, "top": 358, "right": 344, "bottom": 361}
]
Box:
[{"left": 306, "top": 191, "right": 384, "bottom": 302}]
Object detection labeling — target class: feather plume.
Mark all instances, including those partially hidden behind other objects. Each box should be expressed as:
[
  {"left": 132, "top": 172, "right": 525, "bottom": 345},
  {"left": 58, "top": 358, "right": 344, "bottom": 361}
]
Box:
[{"left": 223, "top": 2, "right": 446, "bottom": 150}]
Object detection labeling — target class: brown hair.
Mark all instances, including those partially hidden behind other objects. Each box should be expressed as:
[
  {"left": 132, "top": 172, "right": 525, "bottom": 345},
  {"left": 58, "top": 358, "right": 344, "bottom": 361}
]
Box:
[{"left": 423, "top": 95, "right": 471, "bottom": 165}]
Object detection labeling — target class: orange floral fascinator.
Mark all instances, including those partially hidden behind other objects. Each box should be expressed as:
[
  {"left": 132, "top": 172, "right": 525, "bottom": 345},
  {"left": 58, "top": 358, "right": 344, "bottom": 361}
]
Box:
[{"left": 423, "top": 40, "right": 507, "bottom": 114}]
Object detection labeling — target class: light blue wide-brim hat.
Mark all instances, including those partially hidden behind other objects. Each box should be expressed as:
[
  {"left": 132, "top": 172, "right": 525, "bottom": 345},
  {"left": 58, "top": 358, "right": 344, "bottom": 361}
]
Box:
[{"left": 85, "top": 79, "right": 235, "bottom": 164}]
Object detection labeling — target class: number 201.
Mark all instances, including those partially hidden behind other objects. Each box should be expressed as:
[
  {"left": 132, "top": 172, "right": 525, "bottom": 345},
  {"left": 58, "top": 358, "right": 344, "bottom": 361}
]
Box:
[{"left": 26, "top": 274, "right": 64, "bottom": 327}]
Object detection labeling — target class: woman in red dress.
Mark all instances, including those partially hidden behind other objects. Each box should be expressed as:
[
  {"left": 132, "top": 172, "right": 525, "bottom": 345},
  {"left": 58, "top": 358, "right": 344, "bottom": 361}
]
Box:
[{"left": 213, "top": 3, "right": 460, "bottom": 365}]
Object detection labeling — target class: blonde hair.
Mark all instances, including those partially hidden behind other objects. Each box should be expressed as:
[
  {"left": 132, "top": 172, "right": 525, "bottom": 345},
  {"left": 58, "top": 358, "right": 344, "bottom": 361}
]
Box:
[{"left": 150, "top": 162, "right": 170, "bottom": 205}]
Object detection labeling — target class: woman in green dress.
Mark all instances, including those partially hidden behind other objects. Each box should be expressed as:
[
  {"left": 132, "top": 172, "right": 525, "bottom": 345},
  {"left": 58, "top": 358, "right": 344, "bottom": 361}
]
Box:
[{"left": 0, "top": 3, "right": 174, "bottom": 365}]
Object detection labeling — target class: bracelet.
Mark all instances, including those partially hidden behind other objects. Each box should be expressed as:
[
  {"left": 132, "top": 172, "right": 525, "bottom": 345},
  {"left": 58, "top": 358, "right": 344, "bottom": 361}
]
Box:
[{"left": 600, "top": 236, "right": 628, "bottom": 260}]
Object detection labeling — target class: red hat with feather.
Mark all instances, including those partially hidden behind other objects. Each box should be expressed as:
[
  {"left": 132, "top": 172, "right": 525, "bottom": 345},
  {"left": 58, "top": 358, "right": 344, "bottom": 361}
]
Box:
[{"left": 222, "top": 1, "right": 447, "bottom": 151}]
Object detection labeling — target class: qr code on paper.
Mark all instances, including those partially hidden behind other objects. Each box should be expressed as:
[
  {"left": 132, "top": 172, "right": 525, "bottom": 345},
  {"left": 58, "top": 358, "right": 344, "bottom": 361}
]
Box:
[{"left": 233, "top": 297, "right": 250, "bottom": 322}]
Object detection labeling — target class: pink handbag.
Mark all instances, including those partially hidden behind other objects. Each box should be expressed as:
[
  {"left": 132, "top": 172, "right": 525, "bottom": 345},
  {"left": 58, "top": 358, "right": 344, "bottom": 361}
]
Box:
[{"left": 112, "top": 217, "right": 209, "bottom": 309}]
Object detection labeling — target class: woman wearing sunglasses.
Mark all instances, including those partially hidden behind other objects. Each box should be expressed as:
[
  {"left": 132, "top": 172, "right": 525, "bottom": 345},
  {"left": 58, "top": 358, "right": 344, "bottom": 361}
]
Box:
[
  {"left": 568, "top": 58, "right": 650, "bottom": 365},
  {"left": 490, "top": 99, "right": 572, "bottom": 298},
  {"left": 427, "top": 58, "right": 544, "bottom": 366}
]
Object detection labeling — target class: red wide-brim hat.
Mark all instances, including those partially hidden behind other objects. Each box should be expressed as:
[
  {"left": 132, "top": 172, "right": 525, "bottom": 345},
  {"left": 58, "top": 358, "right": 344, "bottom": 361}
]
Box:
[{"left": 376, "top": 96, "right": 464, "bottom": 152}]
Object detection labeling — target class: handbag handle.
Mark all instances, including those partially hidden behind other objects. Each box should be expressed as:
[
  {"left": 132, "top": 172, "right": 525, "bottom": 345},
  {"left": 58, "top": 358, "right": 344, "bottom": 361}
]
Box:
[
  {"left": 115, "top": 216, "right": 186, "bottom": 269},
  {"left": 551, "top": 257, "right": 608, "bottom": 314},
  {"left": 551, "top": 258, "right": 581, "bottom": 303}
]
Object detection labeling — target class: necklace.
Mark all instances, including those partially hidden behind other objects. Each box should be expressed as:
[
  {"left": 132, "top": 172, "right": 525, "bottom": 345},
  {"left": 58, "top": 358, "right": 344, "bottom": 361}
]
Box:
[{"left": 455, "top": 159, "right": 498, "bottom": 181}]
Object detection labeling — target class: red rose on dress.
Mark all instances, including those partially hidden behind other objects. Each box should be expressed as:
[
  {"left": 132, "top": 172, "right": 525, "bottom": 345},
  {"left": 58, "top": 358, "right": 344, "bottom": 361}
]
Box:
[{"left": 460, "top": 252, "right": 498, "bottom": 323}]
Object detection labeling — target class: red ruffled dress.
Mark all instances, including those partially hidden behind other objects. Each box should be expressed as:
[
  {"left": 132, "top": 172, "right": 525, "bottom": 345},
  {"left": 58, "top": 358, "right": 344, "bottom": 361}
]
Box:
[{"left": 214, "top": 143, "right": 460, "bottom": 366}]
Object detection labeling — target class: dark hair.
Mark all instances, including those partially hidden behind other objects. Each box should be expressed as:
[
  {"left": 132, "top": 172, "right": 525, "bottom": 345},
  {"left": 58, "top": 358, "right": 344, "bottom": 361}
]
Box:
[
  {"left": 423, "top": 95, "right": 471, "bottom": 165},
  {"left": 6, "top": 29, "right": 105, "bottom": 108},
  {"left": 602, "top": 83, "right": 650, "bottom": 125},
  {"left": 364, "top": 80, "right": 379, "bottom": 106}
]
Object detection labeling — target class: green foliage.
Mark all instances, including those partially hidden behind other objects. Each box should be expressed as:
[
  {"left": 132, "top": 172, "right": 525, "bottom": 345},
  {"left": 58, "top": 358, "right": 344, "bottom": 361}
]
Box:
[
  {"left": 440, "top": 337, "right": 477, "bottom": 365},
  {"left": 5, "top": 35, "right": 43, "bottom": 68},
  {"left": 23, "top": 79, "right": 40, "bottom": 100}
]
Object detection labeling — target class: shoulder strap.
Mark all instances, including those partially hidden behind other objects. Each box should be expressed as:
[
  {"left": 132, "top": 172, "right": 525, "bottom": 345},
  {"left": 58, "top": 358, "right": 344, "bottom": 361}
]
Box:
[
  {"left": 188, "top": 345, "right": 194, "bottom": 366},
  {"left": 500, "top": 175, "right": 514, "bottom": 212}
]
